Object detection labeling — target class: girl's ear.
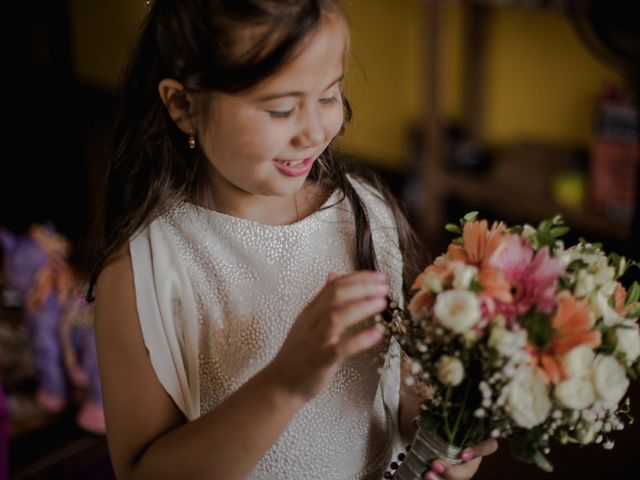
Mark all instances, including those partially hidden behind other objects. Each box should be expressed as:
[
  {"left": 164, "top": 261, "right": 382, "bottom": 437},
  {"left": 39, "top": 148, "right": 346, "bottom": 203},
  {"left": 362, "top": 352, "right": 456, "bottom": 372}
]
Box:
[{"left": 158, "top": 78, "right": 197, "bottom": 135}]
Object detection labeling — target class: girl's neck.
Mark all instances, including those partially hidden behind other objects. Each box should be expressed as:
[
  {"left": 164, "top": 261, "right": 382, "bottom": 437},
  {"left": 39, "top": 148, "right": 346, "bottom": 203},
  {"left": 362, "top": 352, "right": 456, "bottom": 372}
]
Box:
[{"left": 195, "top": 177, "right": 329, "bottom": 226}]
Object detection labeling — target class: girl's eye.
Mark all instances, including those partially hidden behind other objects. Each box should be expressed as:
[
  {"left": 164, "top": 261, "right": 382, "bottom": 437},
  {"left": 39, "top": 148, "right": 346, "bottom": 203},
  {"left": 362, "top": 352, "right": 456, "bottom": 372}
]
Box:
[
  {"left": 320, "top": 95, "right": 338, "bottom": 105},
  {"left": 268, "top": 109, "right": 295, "bottom": 119}
]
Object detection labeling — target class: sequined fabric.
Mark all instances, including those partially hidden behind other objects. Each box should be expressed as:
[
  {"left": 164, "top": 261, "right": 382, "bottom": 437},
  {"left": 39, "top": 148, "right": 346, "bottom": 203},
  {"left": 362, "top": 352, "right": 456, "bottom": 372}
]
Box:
[{"left": 132, "top": 177, "right": 404, "bottom": 479}]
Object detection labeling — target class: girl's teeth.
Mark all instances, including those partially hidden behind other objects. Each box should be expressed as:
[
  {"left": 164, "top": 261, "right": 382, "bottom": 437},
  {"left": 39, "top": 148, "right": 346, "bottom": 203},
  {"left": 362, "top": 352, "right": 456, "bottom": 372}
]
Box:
[{"left": 284, "top": 160, "right": 304, "bottom": 167}]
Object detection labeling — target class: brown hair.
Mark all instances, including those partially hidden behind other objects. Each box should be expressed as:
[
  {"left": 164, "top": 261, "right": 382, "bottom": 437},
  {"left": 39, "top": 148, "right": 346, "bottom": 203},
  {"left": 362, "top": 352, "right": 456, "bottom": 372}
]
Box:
[{"left": 86, "top": 0, "right": 425, "bottom": 303}]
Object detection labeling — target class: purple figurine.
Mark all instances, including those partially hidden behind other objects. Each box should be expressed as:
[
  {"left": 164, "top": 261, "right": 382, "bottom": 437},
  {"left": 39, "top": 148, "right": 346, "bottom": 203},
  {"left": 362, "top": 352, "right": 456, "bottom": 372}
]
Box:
[
  {"left": 0, "top": 224, "right": 72, "bottom": 413},
  {"left": 60, "top": 286, "right": 105, "bottom": 434}
]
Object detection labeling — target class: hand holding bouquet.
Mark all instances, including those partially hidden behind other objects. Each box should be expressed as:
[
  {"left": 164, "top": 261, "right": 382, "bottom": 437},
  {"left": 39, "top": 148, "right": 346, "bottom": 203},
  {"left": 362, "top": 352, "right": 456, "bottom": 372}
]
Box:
[{"left": 380, "top": 213, "right": 640, "bottom": 479}]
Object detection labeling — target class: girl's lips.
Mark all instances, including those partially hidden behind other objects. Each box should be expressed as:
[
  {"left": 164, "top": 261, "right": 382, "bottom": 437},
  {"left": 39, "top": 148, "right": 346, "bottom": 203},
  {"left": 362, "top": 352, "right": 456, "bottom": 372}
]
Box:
[{"left": 273, "top": 156, "right": 315, "bottom": 177}]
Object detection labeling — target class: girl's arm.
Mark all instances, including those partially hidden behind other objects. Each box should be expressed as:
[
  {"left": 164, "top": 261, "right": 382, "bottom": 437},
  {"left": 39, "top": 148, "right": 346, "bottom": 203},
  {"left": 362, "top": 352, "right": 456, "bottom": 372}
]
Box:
[{"left": 95, "top": 249, "right": 304, "bottom": 480}]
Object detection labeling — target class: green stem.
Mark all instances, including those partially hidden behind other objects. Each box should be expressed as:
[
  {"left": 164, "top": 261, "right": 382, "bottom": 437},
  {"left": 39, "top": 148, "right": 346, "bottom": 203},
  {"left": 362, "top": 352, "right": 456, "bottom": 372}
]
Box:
[
  {"left": 450, "top": 378, "right": 472, "bottom": 445},
  {"left": 443, "top": 387, "right": 452, "bottom": 441},
  {"left": 459, "top": 417, "right": 477, "bottom": 449}
]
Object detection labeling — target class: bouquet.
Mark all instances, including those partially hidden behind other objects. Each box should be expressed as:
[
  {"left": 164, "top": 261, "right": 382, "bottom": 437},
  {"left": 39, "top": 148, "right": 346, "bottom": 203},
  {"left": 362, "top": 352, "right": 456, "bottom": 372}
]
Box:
[{"left": 380, "top": 212, "right": 640, "bottom": 479}]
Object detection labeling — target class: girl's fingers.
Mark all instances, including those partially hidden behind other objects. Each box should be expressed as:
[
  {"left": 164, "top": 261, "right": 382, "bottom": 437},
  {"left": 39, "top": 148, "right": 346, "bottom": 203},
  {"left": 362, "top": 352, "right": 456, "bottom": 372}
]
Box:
[
  {"left": 328, "top": 296, "right": 388, "bottom": 336},
  {"left": 459, "top": 438, "right": 498, "bottom": 461},
  {"left": 326, "top": 280, "right": 389, "bottom": 307},
  {"left": 334, "top": 325, "right": 384, "bottom": 358},
  {"left": 426, "top": 458, "right": 482, "bottom": 480}
]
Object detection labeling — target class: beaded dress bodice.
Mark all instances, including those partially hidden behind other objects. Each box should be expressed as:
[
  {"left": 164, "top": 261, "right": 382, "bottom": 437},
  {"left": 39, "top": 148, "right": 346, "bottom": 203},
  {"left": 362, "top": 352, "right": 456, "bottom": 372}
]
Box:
[{"left": 130, "top": 177, "right": 403, "bottom": 479}]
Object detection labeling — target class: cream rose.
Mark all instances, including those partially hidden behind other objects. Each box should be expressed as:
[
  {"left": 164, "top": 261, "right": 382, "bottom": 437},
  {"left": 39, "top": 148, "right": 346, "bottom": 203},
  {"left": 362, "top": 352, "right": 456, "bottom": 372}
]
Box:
[
  {"left": 434, "top": 290, "right": 481, "bottom": 334},
  {"left": 561, "top": 345, "right": 595, "bottom": 379},
  {"left": 436, "top": 355, "right": 465, "bottom": 386},
  {"left": 554, "top": 378, "right": 595, "bottom": 410},
  {"left": 591, "top": 355, "right": 629, "bottom": 408},
  {"left": 615, "top": 324, "right": 640, "bottom": 365},
  {"left": 506, "top": 367, "right": 552, "bottom": 428}
]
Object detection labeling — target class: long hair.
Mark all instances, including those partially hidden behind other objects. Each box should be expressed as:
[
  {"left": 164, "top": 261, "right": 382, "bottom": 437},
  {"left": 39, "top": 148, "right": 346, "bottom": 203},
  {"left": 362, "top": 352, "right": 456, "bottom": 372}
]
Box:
[{"left": 86, "top": 0, "right": 424, "bottom": 303}]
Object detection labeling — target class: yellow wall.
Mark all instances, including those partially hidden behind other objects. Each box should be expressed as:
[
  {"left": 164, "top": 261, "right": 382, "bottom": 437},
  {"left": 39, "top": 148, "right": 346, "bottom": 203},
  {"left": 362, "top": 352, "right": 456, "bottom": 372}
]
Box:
[
  {"left": 482, "top": 7, "right": 622, "bottom": 146},
  {"left": 68, "top": 1, "right": 623, "bottom": 169},
  {"left": 69, "top": 0, "right": 146, "bottom": 90}
]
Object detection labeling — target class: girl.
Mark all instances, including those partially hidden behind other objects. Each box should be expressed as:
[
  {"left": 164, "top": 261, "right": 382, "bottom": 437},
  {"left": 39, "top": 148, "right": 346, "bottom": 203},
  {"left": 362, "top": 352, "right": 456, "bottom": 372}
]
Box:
[{"left": 87, "top": 1, "right": 497, "bottom": 479}]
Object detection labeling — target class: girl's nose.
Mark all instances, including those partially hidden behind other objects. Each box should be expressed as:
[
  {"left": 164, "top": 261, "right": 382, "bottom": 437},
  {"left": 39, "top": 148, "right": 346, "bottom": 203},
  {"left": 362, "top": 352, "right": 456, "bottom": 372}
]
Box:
[{"left": 295, "top": 110, "right": 324, "bottom": 148}]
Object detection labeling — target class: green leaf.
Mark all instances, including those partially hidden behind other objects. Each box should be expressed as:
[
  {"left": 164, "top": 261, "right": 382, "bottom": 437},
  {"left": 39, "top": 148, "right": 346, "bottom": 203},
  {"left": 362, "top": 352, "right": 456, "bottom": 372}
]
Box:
[
  {"left": 533, "top": 451, "right": 554, "bottom": 473},
  {"left": 538, "top": 219, "right": 552, "bottom": 233},
  {"left": 463, "top": 211, "right": 479, "bottom": 223},
  {"left": 524, "top": 309, "right": 555, "bottom": 352},
  {"left": 626, "top": 282, "right": 640, "bottom": 306},
  {"left": 445, "top": 223, "right": 462, "bottom": 234},
  {"left": 627, "top": 367, "right": 638, "bottom": 381},
  {"left": 549, "top": 226, "right": 570, "bottom": 238}
]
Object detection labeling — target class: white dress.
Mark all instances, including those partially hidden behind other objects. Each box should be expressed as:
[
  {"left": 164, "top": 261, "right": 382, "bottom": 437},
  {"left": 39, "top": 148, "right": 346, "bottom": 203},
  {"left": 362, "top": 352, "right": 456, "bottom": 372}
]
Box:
[{"left": 129, "top": 176, "right": 404, "bottom": 479}]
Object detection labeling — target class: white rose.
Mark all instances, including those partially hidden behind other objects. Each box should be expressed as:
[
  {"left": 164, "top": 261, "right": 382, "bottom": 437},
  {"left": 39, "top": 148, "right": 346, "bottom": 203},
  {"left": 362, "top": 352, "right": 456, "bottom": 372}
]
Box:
[
  {"left": 488, "top": 326, "right": 527, "bottom": 357},
  {"left": 506, "top": 367, "right": 552, "bottom": 428},
  {"left": 436, "top": 355, "right": 465, "bottom": 386},
  {"left": 434, "top": 290, "right": 481, "bottom": 334},
  {"left": 591, "top": 355, "right": 629, "bottom": 408},
  {"left": 452, "top": 264, "right": 478, "bottom": 290},
  {"left": 615, "top": 324, "right": 640, "bottom": 365},
  {"left": 575, "top": 270, "right": 596, "bottom": 298},
  {"left": 554, "top": 378, "right": 595, "bottom": 409},
  {"left": 592, "top": 292, "right": 625, "bottom": 326},
  {"left": 421, "top": 270, "right": 443, "bottom": 294},
  {"left": 561, "top": 345, "right": 595, "bottom": 379}
]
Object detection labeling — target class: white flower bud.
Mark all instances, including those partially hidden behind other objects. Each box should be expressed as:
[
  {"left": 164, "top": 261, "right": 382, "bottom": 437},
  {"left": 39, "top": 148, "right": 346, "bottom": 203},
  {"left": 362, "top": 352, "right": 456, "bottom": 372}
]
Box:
[
  {"left": 614, "top": 323, "right": 640, "bottom": 365},
  {"left": 575, "top": 270, "right": 596, "bottom": 298},
  {"left": 452, "top": 264, "right": 478, "bottom": 290},
  {"left": 436, "top": 355, "right": 465, "bottom": 386},
  {"left": 421, "top": 270, "right": 443, "bottom": 293}
]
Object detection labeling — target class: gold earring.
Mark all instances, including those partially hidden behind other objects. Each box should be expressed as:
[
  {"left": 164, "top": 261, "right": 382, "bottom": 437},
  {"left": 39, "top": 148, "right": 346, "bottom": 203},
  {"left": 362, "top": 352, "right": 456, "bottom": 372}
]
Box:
[{"left": 188, "top": 132, "right": 196, "bottom": 150}]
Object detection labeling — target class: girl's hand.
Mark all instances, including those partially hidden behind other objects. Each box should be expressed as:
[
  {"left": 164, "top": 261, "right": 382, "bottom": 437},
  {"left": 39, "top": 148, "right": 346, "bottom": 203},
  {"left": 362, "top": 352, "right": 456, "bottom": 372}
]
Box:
[
  {"left": 267, "top": 270, "right": 389, "bottom": 404},
  {"left": 422, "top": 439, "right": 498, "bottom": 480}
]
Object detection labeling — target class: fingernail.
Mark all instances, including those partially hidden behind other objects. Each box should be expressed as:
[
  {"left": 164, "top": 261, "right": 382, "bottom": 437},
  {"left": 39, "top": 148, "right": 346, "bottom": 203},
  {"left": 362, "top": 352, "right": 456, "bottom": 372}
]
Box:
[
  {"left": 461, "top": 449, "right": 475, "bottom": 461},
  {"left": 425, "top": 472, "right": 441, "bottom": 480},
  {"left": 432, "top": 462, "right": 445, "bottom": 474}
]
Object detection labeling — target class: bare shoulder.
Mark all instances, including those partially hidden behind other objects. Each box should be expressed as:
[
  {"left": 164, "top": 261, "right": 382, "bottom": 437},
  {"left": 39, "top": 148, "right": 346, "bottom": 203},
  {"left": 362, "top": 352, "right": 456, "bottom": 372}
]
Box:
[{"left": 94, "top": 246, "right": 185, "bottom": 477}]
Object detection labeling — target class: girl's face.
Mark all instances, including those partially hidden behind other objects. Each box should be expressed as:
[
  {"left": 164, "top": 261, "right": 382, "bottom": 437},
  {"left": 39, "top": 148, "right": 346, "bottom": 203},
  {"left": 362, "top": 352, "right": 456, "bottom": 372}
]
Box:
[{"left": 195, "top": 14, "right": 347, "bottom": 218}]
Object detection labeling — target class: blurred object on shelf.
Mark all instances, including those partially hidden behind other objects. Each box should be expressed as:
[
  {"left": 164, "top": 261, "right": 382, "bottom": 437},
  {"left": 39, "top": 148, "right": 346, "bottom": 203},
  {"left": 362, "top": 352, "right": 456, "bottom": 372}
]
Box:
[
  {"left": 444, "top": 123, "right": 492, "bottom": 175},
  {"left": 551, "top": 171, "right": 586, "bottom": 210},
  {"left": 590, "top": 86, "right": 639, "bottom": 223},
  {"left": 551, "top": 150, "right": 588, "bottom": 210},
  {"left": 490, "top": 143, "right": 575, "bottom": 201}
]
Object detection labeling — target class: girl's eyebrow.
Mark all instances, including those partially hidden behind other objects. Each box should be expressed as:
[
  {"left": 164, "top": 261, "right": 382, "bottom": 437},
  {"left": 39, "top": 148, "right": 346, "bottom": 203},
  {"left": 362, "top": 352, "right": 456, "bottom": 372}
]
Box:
[{"left": 256, "top": 74, "right": 344, "bottom": 102}]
